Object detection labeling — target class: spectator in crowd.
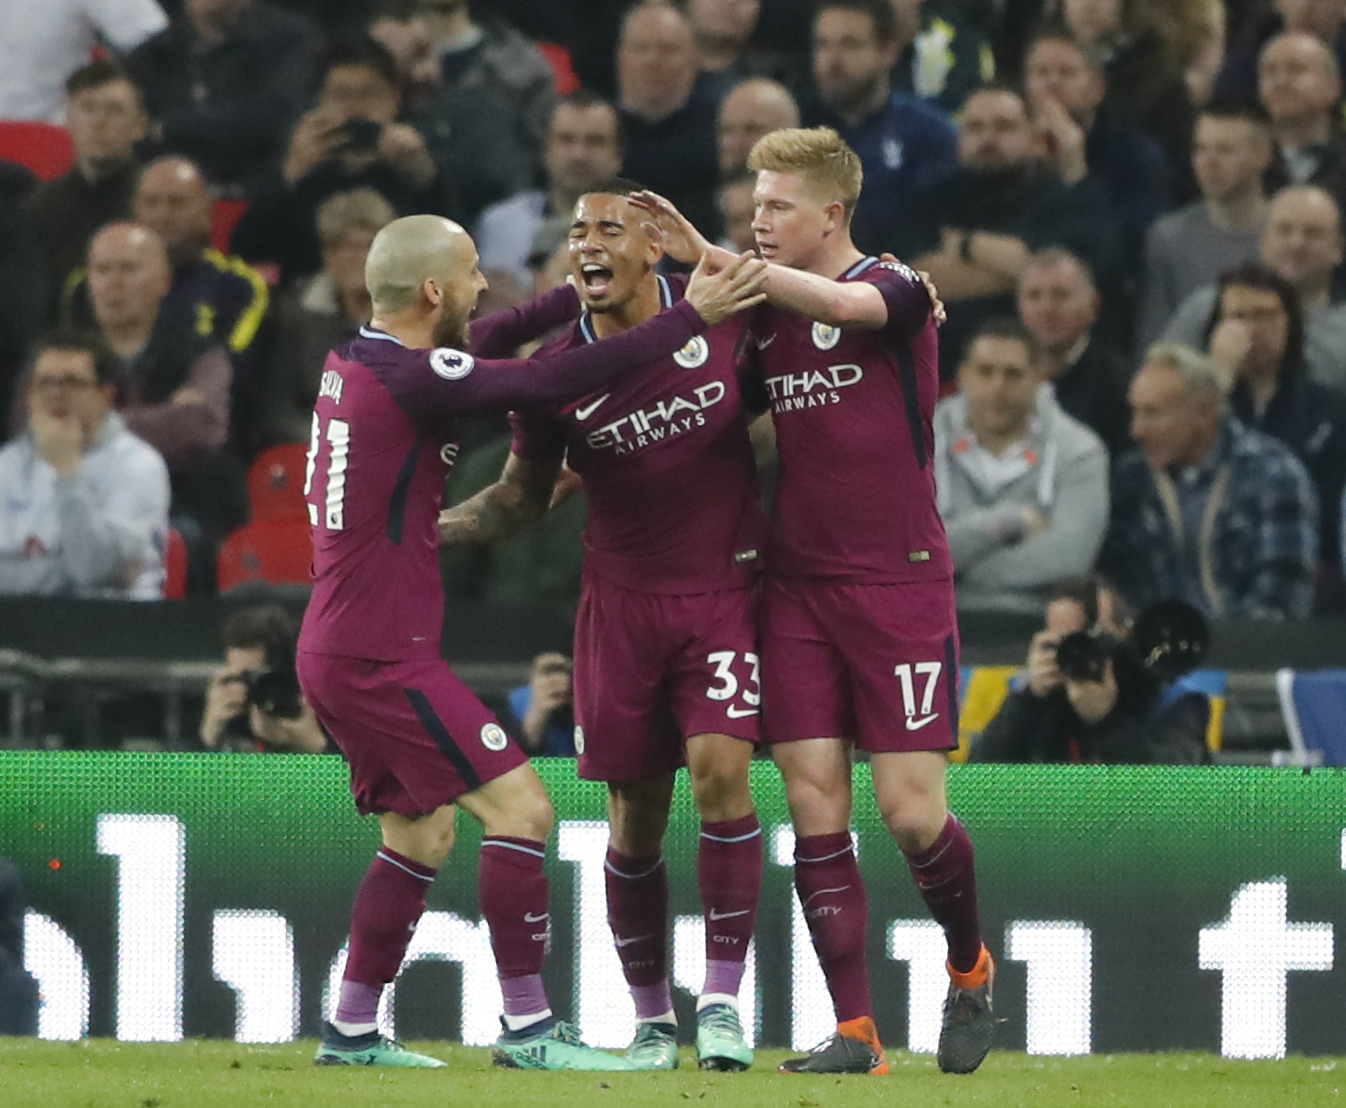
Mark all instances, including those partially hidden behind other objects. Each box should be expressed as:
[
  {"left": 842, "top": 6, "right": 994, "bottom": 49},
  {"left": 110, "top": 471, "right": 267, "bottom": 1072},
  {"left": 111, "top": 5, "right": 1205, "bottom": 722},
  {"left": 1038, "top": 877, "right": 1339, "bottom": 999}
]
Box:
[
  {"left": 1061, "top": 0, "right": 1196, "bottom": 188},
  {"left": 0, "top": 0, "right": 166, "bottom": 123},
  {"left": 382, "top": 0, "right": 556, "bottom": 182},
  {"left": 0, "top": 166, "right": 42, "bottom": 429},
  {"left": 803, "top": 0, "right": 958, "bottom": 254},
  {"left": 1217, "top": 0, "right": 1346, "bottom": 105},
  {"left": 200, "top": 604, "right": 331, "bottom": 753},
  {"left": 231, "top": 37, "right": 449, "bottom": 286},
  {"left": 1258, "top": 31, "right": 1346, "bottom": 205},
  {"left": 0, "top": 330, "right": 169, "bottom": 599},
  {"left": 25, "top": 61, "right": 147, "bottom": 325},
  {"left": 65, "top": 156, "right": 271, "bottom": 452},
  {"left": 1138, "top": 100, "right": 1273, "bottom": 351},
  {"left": 0, "top": 858, "right": 39, "bottom": 1035},
  {"left": 617, "top": 2, "right": 725, "bottom": 237},
  {"left": 1102, "top": 342, "right": 1319, "bottom": 619},
  {"left": 888, "top": 0, "right": 997, "bottom": 113},
  {"left": 686, "top": 0, "right": 802, "bottom": 91},
  {"left": 970, "top": 574, "right": 1210, "bottom": 764},
  {"left": 934, "top": 318, "right": 1109, "bottom": 613},
  {"left": 265, "top": 188, "right": 394, "bottom": 445},
  {"left": 474, "top": 91, "right": 623, "bottom": 297},
  {"left": 368, "top": 1, "right": 535, "bottom": 221},
  {"left": 1162, "top": 185, "right": 1346, "bottom": 392},
  {"left": 901, "top": 84, "right": 1122, "bottom": 371},
  {"left": 1204, "top": 262, "right": 1346, "bottom": 595},
  {"left": 717, "top": 77, "right": 800, "bottom": 176},
  {"left": 85, "top": 222, "right": 246, "bottom": 582},
  {"left": 127, "top": 0, "right": 322, "bottom": 189},
  {"left": 717, "top": 169, "right": 758, "bottom": 253},
  {"left": 506, "top": 652, "right": 577, "bottom": 757},
  {"left": 1017, "top": 247, "right": 1133, "bottom": 453},
  {"left": 1024, "top": 29, "right": 1169, "bottom": 273}
]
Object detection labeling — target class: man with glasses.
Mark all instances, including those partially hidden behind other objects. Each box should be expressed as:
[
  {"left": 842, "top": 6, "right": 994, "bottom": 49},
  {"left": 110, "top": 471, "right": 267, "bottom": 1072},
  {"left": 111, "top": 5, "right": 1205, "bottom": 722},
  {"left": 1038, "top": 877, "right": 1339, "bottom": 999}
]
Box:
[{"left": 0, "top": 330, "right": 169, "bottom": 597}]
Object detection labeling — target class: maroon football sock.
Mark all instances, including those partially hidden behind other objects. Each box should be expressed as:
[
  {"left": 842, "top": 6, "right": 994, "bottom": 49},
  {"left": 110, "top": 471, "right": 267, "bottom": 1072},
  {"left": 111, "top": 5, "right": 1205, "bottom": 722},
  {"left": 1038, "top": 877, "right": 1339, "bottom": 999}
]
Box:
[
  {"left": 903, "top": 813, "right": 984, "bottom": 974},
  {"left": 605, "top": 847, "right": 672, "bottom": 1019},
  {"left": 794, "top": 831, "right": 871, "bottom": 1023},
  {"left": 698, "top": 813, "right": 763, "bottom": 998},
  {"left": 479, "top": 836, "right": 552, "bottom": 1021},
  {"left": 336, "top": 847, "right": 436, "bottom": 1025}
]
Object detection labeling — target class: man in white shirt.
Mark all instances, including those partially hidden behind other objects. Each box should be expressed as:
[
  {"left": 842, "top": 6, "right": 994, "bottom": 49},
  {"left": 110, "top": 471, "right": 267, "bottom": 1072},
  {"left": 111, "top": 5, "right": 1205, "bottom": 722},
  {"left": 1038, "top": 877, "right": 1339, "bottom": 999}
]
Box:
[
  {"left": 0, "top": 0, "right": 166, "bottom": 123},
  {"left": 0, "top": 330, "right": 169, "bottom": 598}
]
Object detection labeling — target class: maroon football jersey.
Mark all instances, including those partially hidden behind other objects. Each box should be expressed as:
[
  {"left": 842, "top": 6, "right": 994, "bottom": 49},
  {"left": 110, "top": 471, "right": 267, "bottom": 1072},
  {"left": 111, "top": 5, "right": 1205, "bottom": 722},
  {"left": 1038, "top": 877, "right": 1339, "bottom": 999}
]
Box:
[
  {"left": 512, "top": 274, "right": 765, "bottom": 594},
  {"left": 298, "top": 285, "right": 709, "bottom": 661},
  {"left": 754, "top": 256, "right": 952, "bottom": 583}
]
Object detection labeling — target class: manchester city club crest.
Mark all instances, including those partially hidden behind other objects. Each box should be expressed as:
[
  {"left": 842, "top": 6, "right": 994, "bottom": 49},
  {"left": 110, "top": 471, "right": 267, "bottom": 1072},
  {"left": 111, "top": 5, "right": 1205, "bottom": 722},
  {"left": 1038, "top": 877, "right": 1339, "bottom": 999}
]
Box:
[
  {"left": 480, "top": 723, "right": 508, "bottom": 751},
  {"left": 672, "top": 334, "right": 710, "bottom": 368},
  {"left": 811, "top": 321, "right": 842, "bottom": 350}
]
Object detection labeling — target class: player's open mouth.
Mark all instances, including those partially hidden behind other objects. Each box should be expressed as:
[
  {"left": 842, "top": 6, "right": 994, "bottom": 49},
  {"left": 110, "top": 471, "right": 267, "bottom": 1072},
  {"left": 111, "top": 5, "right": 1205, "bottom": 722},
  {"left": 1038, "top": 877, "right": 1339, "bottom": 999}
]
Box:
[
  {"left": 757, "top": 242, "right": 777, "bottom": 258},
  {"left": 580, "top": 264, "right": 613, "bottom": 297}
]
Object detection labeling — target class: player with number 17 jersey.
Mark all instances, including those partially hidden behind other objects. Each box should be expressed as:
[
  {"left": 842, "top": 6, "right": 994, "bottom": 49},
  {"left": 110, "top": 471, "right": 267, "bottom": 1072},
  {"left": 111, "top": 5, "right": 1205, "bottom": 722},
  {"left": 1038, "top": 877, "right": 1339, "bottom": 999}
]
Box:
[{"left": 752, "top": 254, "right": 959, "bottom": 753}]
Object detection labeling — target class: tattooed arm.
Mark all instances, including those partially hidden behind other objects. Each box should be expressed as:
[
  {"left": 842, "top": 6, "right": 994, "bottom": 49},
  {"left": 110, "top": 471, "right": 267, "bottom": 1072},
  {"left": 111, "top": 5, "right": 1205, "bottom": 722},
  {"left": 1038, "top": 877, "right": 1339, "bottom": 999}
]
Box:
[{"left": 438, "top": 449, "right": 564, "bottom": 545}]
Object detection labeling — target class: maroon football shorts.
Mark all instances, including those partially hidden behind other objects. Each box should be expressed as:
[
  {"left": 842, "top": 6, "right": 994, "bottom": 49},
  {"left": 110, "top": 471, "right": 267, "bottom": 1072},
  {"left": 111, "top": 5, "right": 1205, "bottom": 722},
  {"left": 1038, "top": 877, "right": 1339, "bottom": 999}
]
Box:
[
  {"left": 297, "top": 650, "right": 527, "bottom": 817},
  {"left": 759, "top": 575, "right": 960, "bottom": 753},
  {"left": 572, "top": 579, "right": 760, "bottom": 782}
]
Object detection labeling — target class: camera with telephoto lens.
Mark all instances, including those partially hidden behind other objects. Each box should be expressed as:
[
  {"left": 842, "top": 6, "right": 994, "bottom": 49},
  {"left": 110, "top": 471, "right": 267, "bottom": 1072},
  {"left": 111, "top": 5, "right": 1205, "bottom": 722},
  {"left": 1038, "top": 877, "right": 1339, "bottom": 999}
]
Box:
[
  {"left": 240, "top": 641, "right": 304, "bottom": 720},
  {"left": 1054, "top": 599, "right": 1210, "bottom": 685}
]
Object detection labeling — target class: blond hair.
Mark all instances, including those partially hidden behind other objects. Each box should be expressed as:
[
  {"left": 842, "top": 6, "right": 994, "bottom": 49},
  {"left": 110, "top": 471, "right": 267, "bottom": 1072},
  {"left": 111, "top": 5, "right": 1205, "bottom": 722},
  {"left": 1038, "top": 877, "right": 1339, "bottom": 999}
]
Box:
[
  {"left": 317, "top": 189, "right": 396, "bottom": 251},
  {"left": 1143, "top": 342, "right": 1231, "bottom": 414},
  {"left": 747, "top": 126, "right": 863, "bottom": 220}
]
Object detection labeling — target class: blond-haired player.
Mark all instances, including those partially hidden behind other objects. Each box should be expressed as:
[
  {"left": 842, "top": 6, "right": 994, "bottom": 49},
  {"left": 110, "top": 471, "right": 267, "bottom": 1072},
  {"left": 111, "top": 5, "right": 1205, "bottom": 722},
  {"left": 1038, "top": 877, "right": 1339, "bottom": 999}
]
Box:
[{"left": 635, "top": 127, "right": 995, "bottom": 1076}]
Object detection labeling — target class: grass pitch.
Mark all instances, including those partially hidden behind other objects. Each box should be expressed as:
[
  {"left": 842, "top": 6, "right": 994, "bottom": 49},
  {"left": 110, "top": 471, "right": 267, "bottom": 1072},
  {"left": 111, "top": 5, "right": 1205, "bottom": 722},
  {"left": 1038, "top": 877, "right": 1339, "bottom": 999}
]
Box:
[{"left": 1, "top": 1040, "right": 1341, "bottom": 1108}]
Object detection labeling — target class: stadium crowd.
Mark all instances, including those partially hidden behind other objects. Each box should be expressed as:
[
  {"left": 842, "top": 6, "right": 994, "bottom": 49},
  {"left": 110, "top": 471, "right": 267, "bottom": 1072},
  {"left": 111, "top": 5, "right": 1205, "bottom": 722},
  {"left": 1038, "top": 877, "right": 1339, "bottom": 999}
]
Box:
[{"left": 0, "top": 0, "right": 1344, "bottom": 621}]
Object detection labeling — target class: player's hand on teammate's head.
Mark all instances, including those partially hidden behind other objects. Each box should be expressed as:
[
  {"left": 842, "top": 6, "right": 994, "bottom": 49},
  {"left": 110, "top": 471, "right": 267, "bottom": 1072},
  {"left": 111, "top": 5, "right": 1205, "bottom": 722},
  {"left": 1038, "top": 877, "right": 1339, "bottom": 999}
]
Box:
[
  {"left": 685, "top": 250, "right": 768, "bottom": 326},
  {"left": 629, "top": 190, "right": 711, "bottom": 265}
]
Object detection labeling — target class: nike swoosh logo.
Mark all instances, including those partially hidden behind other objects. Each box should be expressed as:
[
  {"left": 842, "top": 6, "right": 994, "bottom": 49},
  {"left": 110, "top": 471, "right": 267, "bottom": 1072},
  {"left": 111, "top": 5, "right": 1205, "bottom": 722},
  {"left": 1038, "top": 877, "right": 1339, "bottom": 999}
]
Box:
[
  {"left": 905, "top": 714, "right": 939, "bottom": 731},
  {"left": 725, "top": 704, "right": 758, "bottom": 719},
  {"left": 523, "top": 911, "right": 549, "bottom": 923},
  {"left": 801, "top": 885, "right": 850, "bottom": 907},
  {"left": 708, "top": 908, "right": 750, "bottom": 921},
  {"left": 574, "top": 394, "right": 610, "bottom": 421},
  {"left": 756, "top": 333, "right": 776, "bottom": 350},
  {"left": 614, "top": 932, "right": 655, "bottom": 948}
]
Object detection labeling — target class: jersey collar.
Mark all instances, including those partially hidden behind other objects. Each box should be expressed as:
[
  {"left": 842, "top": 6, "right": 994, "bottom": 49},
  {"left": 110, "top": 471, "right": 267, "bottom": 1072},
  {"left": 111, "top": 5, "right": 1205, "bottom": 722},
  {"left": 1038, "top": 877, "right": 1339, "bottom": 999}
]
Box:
[{"left": 578, "top": 273, "right": 675, "bottom": 344}]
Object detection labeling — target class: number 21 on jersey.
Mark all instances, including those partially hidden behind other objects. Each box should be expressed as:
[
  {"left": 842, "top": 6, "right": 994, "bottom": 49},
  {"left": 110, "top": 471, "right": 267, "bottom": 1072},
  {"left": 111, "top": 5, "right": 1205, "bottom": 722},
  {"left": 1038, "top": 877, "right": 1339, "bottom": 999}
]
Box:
[{"left": 304, "top": 412, "right": 351, "bottom": 530}]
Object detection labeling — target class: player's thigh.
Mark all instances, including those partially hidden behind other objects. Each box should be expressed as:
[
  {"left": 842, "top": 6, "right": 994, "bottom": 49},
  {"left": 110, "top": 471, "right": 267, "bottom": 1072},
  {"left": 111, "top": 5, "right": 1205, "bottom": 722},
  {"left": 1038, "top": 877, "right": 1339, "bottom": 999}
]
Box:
[
  {"left": 758, "top": 576, "right": 851, "bottom": 745},
  {"left": 378, "top": 804, "right": 458, "bottom": 867},
  {"left": 457, "top": 761, "right": 554, "bottom": 842},
  {"left": 829, "top": 579, "right": 961, "bottom": 755},
  {"left": 607, "top": 773, "right": 677, "bottom": 856},
  {"left": 572, "top": 581, "right": 683, "bottom": 782},
  {"left": 771, "top": 737, "right": 854, "bottom": 836},
  {"left": 870, "top": 749, "right": 949, "bottom": 851}
]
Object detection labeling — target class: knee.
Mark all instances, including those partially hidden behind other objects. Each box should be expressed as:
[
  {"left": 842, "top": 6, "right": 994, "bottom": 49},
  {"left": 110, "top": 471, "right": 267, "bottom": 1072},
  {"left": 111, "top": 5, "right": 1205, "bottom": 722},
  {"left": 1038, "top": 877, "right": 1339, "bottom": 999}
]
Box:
[
  {"left": 782, "top": 771, "right": 849, "bottom": 833},
  {"left": 515, "top": 788, "right": 554, "bottom": 842},
  {"left": 879, "top": 792, "right": 946, "bottom": 853},
  {"left": 689, "top": 764, "right": 753, "bottom": 822}
]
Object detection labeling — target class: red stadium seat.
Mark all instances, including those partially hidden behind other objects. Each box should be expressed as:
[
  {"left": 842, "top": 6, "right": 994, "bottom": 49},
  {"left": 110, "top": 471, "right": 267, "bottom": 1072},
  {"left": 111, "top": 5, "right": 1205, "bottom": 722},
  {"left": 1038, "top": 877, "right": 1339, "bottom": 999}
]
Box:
[
  {"left": 0, "top": 120, "right": 75, "bottom": 181},
  {"left": 210, "top": 197, "right": 249, "bottom": 254},
  {"left": 216, "top": 519, "right": 313, "bottom": 593},
  {"left": 163, "top": 527, "right": 188, "bottom": 600},
  {"left": 537, "top": 42, "right": 581, "bottom": 95},
  {"left": 247, "top": 443, "right": 310, "bottom": 523}
]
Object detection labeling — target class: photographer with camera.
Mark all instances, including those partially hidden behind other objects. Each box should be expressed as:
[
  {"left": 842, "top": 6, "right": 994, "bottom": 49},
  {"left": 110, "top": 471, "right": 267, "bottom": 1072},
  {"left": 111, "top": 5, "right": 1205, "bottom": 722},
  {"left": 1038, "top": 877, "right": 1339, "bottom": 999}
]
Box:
[
  {"left": 200, "top": 604, "right": 331, "bottom": 754},
  {"left": 971, "top": 576, "right": 1211, "bottom": 765}
]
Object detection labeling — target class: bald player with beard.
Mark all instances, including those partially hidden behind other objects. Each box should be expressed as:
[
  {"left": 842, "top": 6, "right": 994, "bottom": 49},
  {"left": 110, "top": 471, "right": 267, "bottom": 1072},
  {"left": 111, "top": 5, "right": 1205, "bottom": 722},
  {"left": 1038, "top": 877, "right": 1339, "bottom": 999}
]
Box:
[{"left": 297, "top": 214, "right": 766, "bottom": 1070}]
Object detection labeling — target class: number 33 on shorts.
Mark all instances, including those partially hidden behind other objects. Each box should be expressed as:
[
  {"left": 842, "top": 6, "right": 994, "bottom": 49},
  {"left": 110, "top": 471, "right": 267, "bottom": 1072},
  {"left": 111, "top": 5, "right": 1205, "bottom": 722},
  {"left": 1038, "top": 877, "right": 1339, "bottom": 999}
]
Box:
[{"left": 706, "top": 651, "right": 760, "bottom": 719}]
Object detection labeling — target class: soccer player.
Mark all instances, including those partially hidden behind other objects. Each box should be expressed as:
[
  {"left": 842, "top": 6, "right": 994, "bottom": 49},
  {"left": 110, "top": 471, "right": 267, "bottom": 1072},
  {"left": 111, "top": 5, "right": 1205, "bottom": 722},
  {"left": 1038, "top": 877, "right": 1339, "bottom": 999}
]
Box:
[
  {"left": 296, "top": 214, "right": 766, "bottom": 1069},
  {"left": 439, "top": 181, "right": 766, "bottom": 1072},
  {"left": 633, "top": 128, "right": 995, "bottom": 1076}
]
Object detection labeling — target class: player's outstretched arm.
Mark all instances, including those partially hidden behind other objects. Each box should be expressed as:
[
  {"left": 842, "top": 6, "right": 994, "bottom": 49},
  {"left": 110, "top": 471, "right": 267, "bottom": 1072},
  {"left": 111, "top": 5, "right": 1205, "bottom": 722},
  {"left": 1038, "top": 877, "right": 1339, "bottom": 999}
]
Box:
[
  {"left": 468, "top": 284, "right": 581, "bottom": 359},
  {"left": 631, "top": 190, "right": 906, "bottom": 331},
  {"left": 438, "top": 451, "right": 562, "bottom": 545}
]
